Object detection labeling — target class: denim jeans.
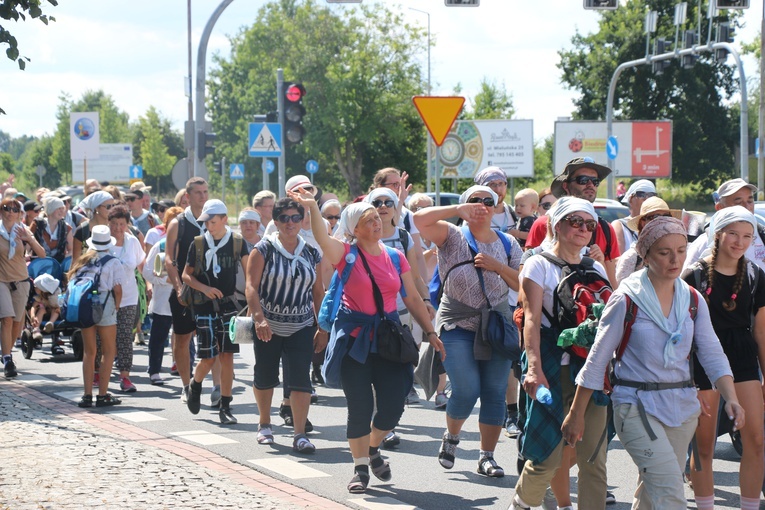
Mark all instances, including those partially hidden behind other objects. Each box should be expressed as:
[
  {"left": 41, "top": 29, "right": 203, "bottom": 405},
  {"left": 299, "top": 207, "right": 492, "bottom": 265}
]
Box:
[
  {"left": 440, "top": 326, "right": 512, "bottom": 425},
  {"left": 147, "top": 313, "right": 172, "bottom": 375}
]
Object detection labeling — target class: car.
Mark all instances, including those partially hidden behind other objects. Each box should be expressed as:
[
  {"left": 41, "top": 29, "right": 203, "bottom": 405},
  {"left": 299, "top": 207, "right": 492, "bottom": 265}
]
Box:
[
  {"left": 424, "top": 192, "right": 461, "bottom": 208},
  {"left": 593, "top": 198, "right": 630, "bottom": 223},
  {"left": 55, "top": 184, "right": 130, "bottom": 207}
]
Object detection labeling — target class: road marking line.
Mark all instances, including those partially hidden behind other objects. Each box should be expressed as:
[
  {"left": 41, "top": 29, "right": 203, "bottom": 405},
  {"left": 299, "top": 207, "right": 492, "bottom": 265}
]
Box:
[
  {"left": 248, "top": 458, "right": 332, "bottom": 480},
  {"left": 112, "top": 410, "right": 167, "bottom": 423},
  {"left": 54, "top": 390, "right": 84, "bottom": 402},
  {"left": 348, "top": 497, "right": 419, "bottom": 510},
  {"left": 170, "top": 429, "right": 238, "bottom": 445},
  {"left": 16, "top": 374, "right": 55, "bottom": 385}
]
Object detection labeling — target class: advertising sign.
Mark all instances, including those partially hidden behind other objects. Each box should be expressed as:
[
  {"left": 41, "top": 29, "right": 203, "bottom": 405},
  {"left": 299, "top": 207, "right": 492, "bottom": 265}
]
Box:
[
  {"left": 429, "top": 119, "right": 534, "bottom": 178},
  {"left": 69, "top": 112, "right": 100, "bottom": 160},
  {"left": 72, "top": 144, "right": 133, "bottom": 183},
  {"left": 554, "top": 120, "right": 672, "bottom": 178}
]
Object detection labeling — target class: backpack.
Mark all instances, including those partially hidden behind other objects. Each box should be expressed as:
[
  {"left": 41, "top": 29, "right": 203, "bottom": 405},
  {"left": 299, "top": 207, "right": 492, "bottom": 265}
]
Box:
[
  {"left": 592, "top": 217, "right": 614, "bottom": 259},
  {"left": 318, "top": 245, "right": 401, "bottom": 332},
  {"left": 539, "top": 252, "right": 613, "bottom": 360},
  {"left": 61, "top": 254, "right": 115, "bottom": 328},
  {"left": 192, "top": 232, "right": 245, "bottom": 299},
  {"left": 428, "top": 226, "right": 514, "bottom": 307}
]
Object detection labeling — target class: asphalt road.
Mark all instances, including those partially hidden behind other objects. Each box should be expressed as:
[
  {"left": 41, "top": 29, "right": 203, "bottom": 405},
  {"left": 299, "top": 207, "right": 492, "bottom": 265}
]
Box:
[{"left": 9, "top": 336, "right": 747, "bottom": 510}]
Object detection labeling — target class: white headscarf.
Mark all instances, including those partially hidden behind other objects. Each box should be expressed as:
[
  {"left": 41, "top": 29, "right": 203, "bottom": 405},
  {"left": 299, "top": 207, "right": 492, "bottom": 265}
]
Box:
[
  {"left": 238, "top": 209, "right": 261, "bottom": 223},
  {"left": 320, "top": 199, "right": 342, "bottom": 214},
  {"left": 364, "top": 188, "right": 399, "bottom": 209},
  {"left": 548, "top": 196, "right": 598, "bottom": 232},
  {"left": 707, "top": 206, "right": 758, "bottom": 249},
  {"left": 333, "top": 203, "right": 375, "bottom": 243},
  {"left": 459, "top": 185, "right": 498, "bottom": 206},
  {"left": 621, "top": 179, "right": 656, "bottom": 204}
]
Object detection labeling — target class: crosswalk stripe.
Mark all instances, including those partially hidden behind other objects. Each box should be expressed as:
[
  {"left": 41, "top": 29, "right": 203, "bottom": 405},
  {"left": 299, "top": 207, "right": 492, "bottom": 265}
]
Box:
[
  {"left": 170, "top": 429, "right": 238, "bottom": 445},
  {"left": 248, "top": 458, "right": 332, "bottom": 480},
  {"left": 348, "top": 496, "right": 420, "bottom": 510},
  {"left": 112, "top": 410, "right": 167, "bottom": 423}
]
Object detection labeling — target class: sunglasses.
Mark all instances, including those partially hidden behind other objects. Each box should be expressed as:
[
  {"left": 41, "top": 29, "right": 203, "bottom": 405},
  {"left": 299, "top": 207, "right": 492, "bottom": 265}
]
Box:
[
  {"left": 324, "top": 215, "right": 341, "bottom": 221},
  {"left": 155, "top": 207, "right": 167, "bottom": 214},
  {"left": 540, "top": 201, "right": 554, "bottom": 211},
  {"left": 101, "top": 203, "right": 115, "bottom": 210},
  {"left": 372, "top": 199, "right": 395, "bottom": 209},
  {"left": 568, "top": 175, "right": 601, "bottom": 187},
  {"left": 277, "top": 213, "right": 304, "bottom": 224},
  {"left": 642, "top": 212, "right": 672, "bottom": 223},
  {"left": 633, "top": 191, "right": 657, "bottom": 200},
  {"left": 2, "top": 205, "right": 20, "bottom": 213},
  {"left": 126, "top": 197, "right": 138, "bottom": 202},
  {"left": 467, "top": 196, "right": 495, "bottom": 207},
  {"left": 563, "top": 215, "right": 597, "bottom": 232}
]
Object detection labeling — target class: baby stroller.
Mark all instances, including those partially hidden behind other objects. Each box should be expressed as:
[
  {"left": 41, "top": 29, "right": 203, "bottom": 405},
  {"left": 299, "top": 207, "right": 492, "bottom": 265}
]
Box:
[{"left": 19, "top": 257, "right": 84, "bottom": 361}]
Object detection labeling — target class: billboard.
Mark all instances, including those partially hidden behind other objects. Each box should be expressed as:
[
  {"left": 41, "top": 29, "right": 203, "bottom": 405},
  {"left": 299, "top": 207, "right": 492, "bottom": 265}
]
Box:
[
  {"left": 554, "top": 120, "right": 672, "bottom": 178},
  {"left": 429, "top": 119, "right": 534, "bottom": 178},
  {"left": 72, "top": 143, "right": 133, "bottom": 183}
]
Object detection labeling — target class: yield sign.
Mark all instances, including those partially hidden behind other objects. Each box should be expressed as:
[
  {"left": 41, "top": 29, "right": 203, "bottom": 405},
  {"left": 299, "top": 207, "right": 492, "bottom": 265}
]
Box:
[{"left": 412, "top": 96, "right": 465, "bottom": 146}]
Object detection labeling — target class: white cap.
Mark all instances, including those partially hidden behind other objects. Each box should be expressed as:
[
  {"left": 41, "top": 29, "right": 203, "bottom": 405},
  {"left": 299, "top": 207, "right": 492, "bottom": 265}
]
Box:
[
  {"left": 285, "top": 175, "right": 317, "bottom": 195},
  {"left": 34, "top": 274, "right": 60, "bottom": 294},
  {"left": 197, "top": 199, "right": 228, "bottom": 222},
  {"left": 716, "top": 178, "right": 758, "bottom": 199}
]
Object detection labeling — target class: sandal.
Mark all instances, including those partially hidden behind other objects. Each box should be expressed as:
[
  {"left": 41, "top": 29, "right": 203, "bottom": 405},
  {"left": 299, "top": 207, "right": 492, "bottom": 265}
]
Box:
[
  {"left": 369, "top": 450, "right": 391, "bottom": 481},
  {"left": 293, "top": 434, "right": 316, "bottom": 454},
  {"left": 347, "top": 470, "right": 370, "bottom": 494},
  {"left": 257, "top": 425, "right": 275, "bottom": 445},
  {"left": 77, "top": 395, "right": 93, "bottom": 408},
  {"left": 477, "top": 456, "right": 505, "bottom": 478},
  {"left": 95, "top": 394, "right": 122, "bottom": 407}
]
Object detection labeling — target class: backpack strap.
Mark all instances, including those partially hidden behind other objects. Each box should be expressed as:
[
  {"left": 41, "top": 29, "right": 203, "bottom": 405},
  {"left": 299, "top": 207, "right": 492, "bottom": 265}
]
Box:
[
  {"left": 397, "top": 227, "right": 410, "bottom": 254},
  {"left": 591, "top": 217, "right": 613, "bottom": 259},
  {"left": 383, "top": 245, "right": 406, "bottom": 298},
  {"left": 193, "top": 235, "right": 204, "bottom": 276}
]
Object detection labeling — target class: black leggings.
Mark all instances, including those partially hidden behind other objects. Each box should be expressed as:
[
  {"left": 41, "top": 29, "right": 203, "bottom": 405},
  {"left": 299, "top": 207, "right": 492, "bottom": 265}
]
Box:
[{"left": 341, "top": 352, "right": 413, "bottom": 439}]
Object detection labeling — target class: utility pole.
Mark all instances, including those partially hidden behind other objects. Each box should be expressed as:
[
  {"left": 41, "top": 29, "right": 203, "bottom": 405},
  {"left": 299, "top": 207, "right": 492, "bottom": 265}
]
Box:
[
  {"left": 186, "top": 0, "right": 195, "bottom": 179},
  {"left": 277, "top": 69, "right": 286, "bottom": 197}
]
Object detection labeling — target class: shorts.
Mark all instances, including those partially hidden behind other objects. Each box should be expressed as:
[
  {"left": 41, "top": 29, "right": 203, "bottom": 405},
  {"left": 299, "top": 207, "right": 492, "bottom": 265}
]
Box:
[
  {"left": 694, "top": 328, "right": 761, "bottom": 390},
  {"left": 96, "top": 293, "right": 118, "bottom": 327},
  {"left": 195, "top": 311, "right": 240, "bottom": 359},
  {"left": 169, "top": 289, "right": 196, "bottom": 335},
  {"left": 253, "top": 326, "right": 314, "bottom": 392},
  {"left": 0, "top": 280, "right": 30, "bottom": 321}
]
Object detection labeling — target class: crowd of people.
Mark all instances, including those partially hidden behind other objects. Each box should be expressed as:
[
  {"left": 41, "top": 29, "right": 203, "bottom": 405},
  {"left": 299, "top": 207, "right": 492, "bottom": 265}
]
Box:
[{"left": 0, "top": 161, "right": 762, "bottom": 509}]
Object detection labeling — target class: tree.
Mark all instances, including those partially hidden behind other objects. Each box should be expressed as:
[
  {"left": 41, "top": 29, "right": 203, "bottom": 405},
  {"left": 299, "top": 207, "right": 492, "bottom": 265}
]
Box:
[
  {"left": 137, "top": 107, "right": 176, "bottom": 195},
  {"left": 1, "top": 0, "right": 58, "bottom": 114},
  {"left": 464, "top": 78, "right": 515, "bottom": 120},
  {"left": 208, "top": 0, "right": 427, "bottom": 198},
  {"left": 558, "top": 0, "right": 740, "bottom": 190}
]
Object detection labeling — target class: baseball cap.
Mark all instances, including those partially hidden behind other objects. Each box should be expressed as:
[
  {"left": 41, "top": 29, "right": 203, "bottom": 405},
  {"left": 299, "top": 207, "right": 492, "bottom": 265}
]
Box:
[
  {"left": 285, "top": 175, "right": 317, "bottom": 196},
  {"left": 197, "top": 199, "right": 228, "bottom": 222},
  {"left": 130, "top": 181, "right": 152, "bottom": 192},
  {"left": 716, "top": 178, "right": 757, "bottom": 199}
]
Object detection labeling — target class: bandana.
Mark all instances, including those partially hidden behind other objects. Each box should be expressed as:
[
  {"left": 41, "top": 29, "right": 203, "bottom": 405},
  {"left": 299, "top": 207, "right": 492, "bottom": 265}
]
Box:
[
  {"left": 203, "top": 226, "right": 231, "bottom": 278},
  {"left": 238, "top": 209, "right": 261, "bottom": 223},
  {"left": 635, "top": 216, "right": 687, "bottom": 259},
  {"left": 320, "top": 199, "right": 342, "bottom": 214},
  {"left": 266, "top": 232, "right": 312, "bottom": 276},
  {"left": 365, "top": 188, "right": 399, "bottom": 209},
  {"left": 0, "top": 221, "right": 18, "bottom": 260},
  {"left": 459, "top": 185, "right": 499, "bottom": 206},
  {"left": 82, "top": 191, "right": 113, "bottom": 212},
  {"left": 184, "top": 207, "right": 206, "bottom": 236},
  {"left": 621, "top": 179, "right": 656, "bottom": 204},
  {"left": 548, "top": 196, "right": 598, "bottom": 232},
  {"left": 707, "top": 206, "right": 758, "bottom": 249},
  {"left": 333, "top": 203, "right": 375, "bottom": 243}
]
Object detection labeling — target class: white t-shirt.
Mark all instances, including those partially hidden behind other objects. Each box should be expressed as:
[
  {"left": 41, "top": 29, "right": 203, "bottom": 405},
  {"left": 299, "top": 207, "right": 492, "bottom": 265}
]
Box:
[
  {"left": 108, "top": 234, "right": 145, "bottom": 307},
  {"left": 399, "top": 207, "right": 419, "bottom": 236},
  {"left": 684, "top": 230, "right": 765, "bottom": 273},
  {"left": 491, "top": 204, "right": 517, "bottom": 234},
  {"left": 144, "top": 226, "right": 165, "bottom": 249},
  {"left": 142, "top": 240, "right": 171, "bottom": 316}
]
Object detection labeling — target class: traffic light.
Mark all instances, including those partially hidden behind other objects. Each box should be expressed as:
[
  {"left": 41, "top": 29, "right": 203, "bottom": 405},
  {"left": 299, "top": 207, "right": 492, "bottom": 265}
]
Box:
[
  {"left": 282, "top": 82, "right": 306, "bottom": 145},
  {"left": 715, "top": 0, "right": 749, "bottom": 9},
  {"left": 196, "top": 130, "right": 216, "bottom": 161},
  {"left": 211, "top": 161, "right": 222, "bottom": 174},
  {"left": 652, "top": 38, "right": 672, "bottom": 75},
  {"left": 715, "top": 22, "right": 734, "bottom": 62},
  {"left": 583, "top": 0, "right": 618, "bottom": 10},
  {"left": 681, "top": 30, "right": 698, "bottom": 69}
]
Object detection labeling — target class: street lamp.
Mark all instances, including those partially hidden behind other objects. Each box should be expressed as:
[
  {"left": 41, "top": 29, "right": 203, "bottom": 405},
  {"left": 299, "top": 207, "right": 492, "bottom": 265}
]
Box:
[{"left": 409, "top": 7, "right": 433, "bottom": 193}]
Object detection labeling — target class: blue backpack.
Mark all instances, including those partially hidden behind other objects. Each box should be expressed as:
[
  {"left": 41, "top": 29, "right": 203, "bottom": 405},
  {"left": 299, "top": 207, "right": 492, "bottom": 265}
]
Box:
[
  {"left": 428, "top": 226, "right": 514, "bottom": 307},
  {"left": 62, "top": 254, "right": 115, "bottom": 328},
  {"left": 318, "top": 245, "right": 402, "bottom": 332}
]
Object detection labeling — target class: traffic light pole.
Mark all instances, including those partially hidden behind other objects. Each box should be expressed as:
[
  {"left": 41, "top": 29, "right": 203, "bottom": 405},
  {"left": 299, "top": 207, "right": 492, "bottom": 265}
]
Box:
[
  {"left": 277, "top": 69, "right": 286, "bottom": 198},
  {"left": 605, "top": 41, "right": 747, "bottom": 199}
]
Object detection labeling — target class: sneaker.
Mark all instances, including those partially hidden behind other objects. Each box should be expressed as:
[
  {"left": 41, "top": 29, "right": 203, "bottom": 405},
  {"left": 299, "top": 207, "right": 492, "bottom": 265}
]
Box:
[
  {"left": 170, "top": 362, "right": 179, "bottom": 376},
  {"left": 219, "top": 407, "right": 237, "bottom": 425},
  {"left": 210, "top": 385, "right": 221, "bottom": 408},
  {"left": 14, "top": 338, "right": 21, "bottom": 348},
  {"left": 435, "top": 392, "right": 448, "bottom": 409},
  {"left": 542, "top": 486, "right": 558, "bottom": 510},
  {"left": 43, "top": 322, "right": 54, "bottom": 334},
  {"left": 293, "top": 433, "right": 316, "bottom": 454},
  {"left": 119, "top": 377, "right": 137, "bottom": 393},
  {"left": 310, "top": 390, "right": 318, "bottom": 404},
  {"left": 509, "top": 494, "right": 532, "bottom": 510},
  {"left": 505, "top": 416, "right": 521, "bottom": 438},
  {"left": 606, "top": 490, "right": 616, "bottom": 505},
  {"left": 78, "top": 395, "right": 93, "bottom": 408},
  {"left": 134, "top": 331, "right": 146, "bottom": 345},
  {"left": 477, "top": 456, "right": 504, "bottom": 478},
  {"left": 180, "top": 385, "right": 190, "bottom": 403},
  {"left": 257, "top": 425, "right": 275, "bottom": 445},
  {"left": 438, "top": 432, "right": 459, "bottom": 469},
  {"left": 279, "top": 403, "right": 294, "bottom": 426},
  {"left": 51, "top": 344, "right": 65, "bottom": 356},
  {"left": 93, "top": 372, "right": 100, "bottom": 386},
  {"left": 187, "top": 383, "right": 202, "bottom": 414},
  {"left": 95, "top": 393, "right": 121, "bottom": 407},
  {"left": 4, "top": 359, "right": 17, "bottom": 378},
  {"left": 382, "top": 430, "right": 400, "bottom": 449},
  {"left": 405, "top": 386, "right": 419, "bottom": 404},
  {"left": 149, "top": 374, "right": 164, "bottom": 386}
]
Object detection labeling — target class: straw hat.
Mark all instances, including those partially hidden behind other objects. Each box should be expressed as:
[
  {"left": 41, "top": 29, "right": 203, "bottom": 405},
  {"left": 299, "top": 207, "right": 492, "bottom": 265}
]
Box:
[{"left": 626, "top": 197, "right": 681, "bottom": 231}]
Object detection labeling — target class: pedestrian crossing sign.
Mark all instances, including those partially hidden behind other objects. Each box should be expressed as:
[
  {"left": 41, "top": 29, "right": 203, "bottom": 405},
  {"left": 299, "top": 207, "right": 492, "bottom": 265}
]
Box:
[
  {"left": 248, "top": 123, "right": 282, "bottom": 157},
  {"left": 229, "top": 163, "right": 244, "bottom": 180}
]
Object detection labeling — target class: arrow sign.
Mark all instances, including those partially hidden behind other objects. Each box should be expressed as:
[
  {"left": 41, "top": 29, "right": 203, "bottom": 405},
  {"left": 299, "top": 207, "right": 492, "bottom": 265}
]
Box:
[
  {"left": 412, "top": 96, "right": 465, "bottom": 146},
  {"left": 129, "top": 165, "right": 143, "bottom": 179},
  {"left": 229, "top": 163, "right": 244, "bottom": 180},
  {"left": 306, "top": 159, "right": 319, "bottom": 174},
  {"left": 606, "top": 136, "right": 619, "bottom": 160}
]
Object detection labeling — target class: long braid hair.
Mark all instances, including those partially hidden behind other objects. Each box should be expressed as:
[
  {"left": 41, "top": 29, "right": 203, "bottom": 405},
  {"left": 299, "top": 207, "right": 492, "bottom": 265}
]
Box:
[{"left": 707, "top": 236, "right": 746, "bottom": 311}]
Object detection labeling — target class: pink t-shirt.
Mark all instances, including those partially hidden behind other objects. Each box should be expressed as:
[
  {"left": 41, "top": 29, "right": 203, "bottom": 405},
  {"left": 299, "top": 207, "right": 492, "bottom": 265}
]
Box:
[{"left": 337, "top": 242, "right": 410, "bottom": 316}]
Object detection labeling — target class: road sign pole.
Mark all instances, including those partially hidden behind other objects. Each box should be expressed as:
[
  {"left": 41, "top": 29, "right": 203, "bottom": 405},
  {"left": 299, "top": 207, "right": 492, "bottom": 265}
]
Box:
[
  {"left": 277, "top": 68, "right": 285, "bottom": 198},
  {"left": 435, "top": 146, "right": 441, "bottom": 206},
  {"left": 221, "top": 156, "right": 226, "bottom": 203},
  {"left": 235, "top": 180, "right": 240, "bottom": 219},
  {"left": 262, "top": 158, "right": 268, "bottom": 191}
]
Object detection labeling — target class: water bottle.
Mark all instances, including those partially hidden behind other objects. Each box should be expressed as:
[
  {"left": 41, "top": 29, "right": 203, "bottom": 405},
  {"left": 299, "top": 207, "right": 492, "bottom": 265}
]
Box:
[
  {"left": 536, "top": 385, "right": 553, "bottom": 406},
  {"left": 91, "top": 290, "right": 100, "bottom": 305},
  {"left": 57, "top": 294, "right": 66, "bottom": 307}
]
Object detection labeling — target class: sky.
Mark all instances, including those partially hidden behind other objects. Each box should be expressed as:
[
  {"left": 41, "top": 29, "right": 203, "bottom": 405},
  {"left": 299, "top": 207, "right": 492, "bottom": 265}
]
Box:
[{"left": 0, "top": 0, "right": 761, "bottom": 143}]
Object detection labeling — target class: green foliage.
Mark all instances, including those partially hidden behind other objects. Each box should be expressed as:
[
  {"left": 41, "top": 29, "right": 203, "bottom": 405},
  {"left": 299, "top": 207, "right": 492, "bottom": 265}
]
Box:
[
  {"left": 464, "top": 78, "right": 515, "bottom": 120},
  {"left": 208, "top": 0, "right": 427, "bottom": 198},
  {"left": 558, "top": 0, "right": 740, "bottom": 192},
  {"left": 133, "top": 106, "right": 184, "bottom": 196}
]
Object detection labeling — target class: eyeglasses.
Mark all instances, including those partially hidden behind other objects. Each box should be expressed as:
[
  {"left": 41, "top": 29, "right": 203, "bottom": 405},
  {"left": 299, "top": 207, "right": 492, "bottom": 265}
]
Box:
[
  {"left": 2, "top": 205, "right": 20, "bottom": 213},
  {"left": 382, "top": 181, "right": 401, "bottom": 190},
  {"left": 324, "top": 215, "right": 341, "bottom": 221},
  {"left": 563, "top": 215, "right": 597, "bottom": 232},
  {"left": 568, "top": 175, "right": 601, "bottom": 187},
  {"left": 467, "top": 196, "right": 495, "bottom": 207},
  {"left": 372, "top": 199, "right": 395, "bottom": 209},
  {"left": 633, "top": 191, "right": 657, "bottom": 200},
  {"left": 642, "top": 212, "right": 672, "bottom": 223},
  {"left": 540, "top": 201, "right": 554, "bottom": 211},
  {"left": 276, "top": 214, "right": 304, "bottom": 224}
]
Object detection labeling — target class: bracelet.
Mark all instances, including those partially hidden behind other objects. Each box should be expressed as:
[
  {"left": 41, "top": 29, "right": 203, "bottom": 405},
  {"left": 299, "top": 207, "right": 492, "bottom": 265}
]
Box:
[
  {"left": 426, "top": 331, "right": 438, "bottom": 337},
  {"left": 423, "top": 298, "right": 431, "bottom": 303}
]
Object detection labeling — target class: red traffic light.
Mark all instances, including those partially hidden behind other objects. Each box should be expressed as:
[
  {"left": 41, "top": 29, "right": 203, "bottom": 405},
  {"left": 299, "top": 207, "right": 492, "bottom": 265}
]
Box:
[{"left": 285, "top": 83, "right": 306, "bottom": 103}]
